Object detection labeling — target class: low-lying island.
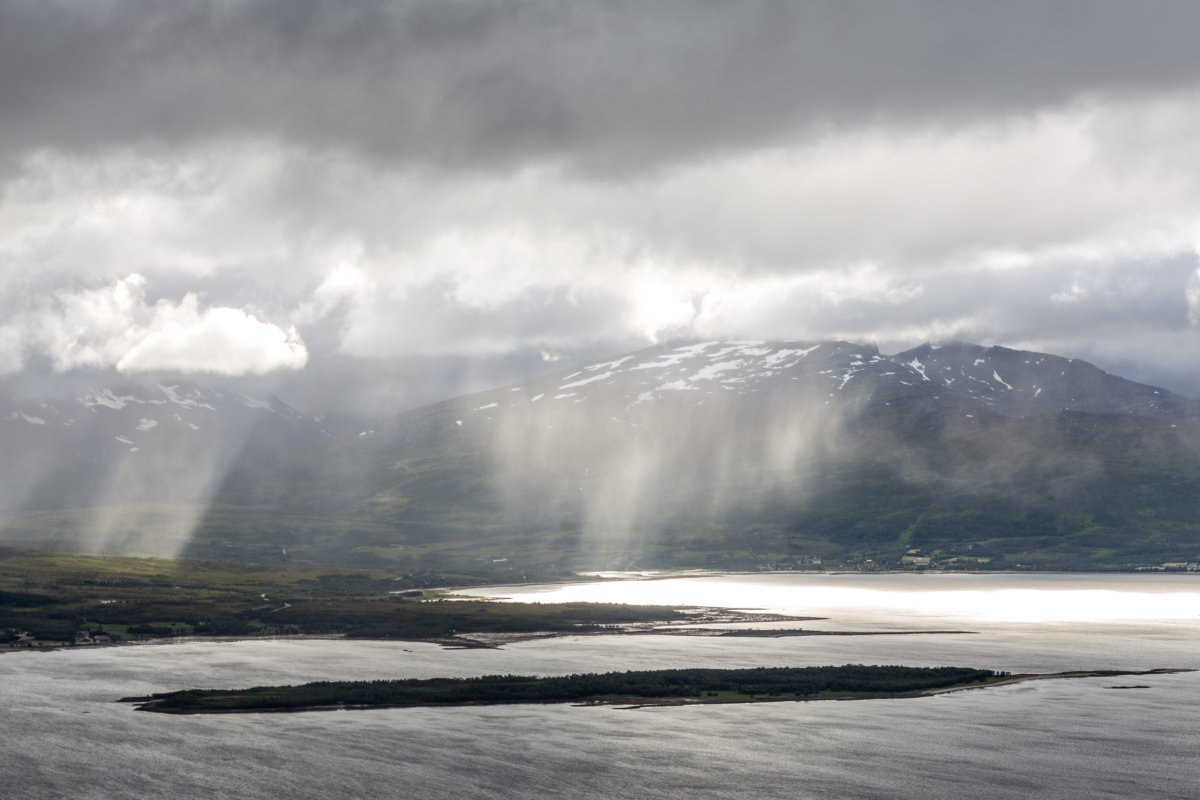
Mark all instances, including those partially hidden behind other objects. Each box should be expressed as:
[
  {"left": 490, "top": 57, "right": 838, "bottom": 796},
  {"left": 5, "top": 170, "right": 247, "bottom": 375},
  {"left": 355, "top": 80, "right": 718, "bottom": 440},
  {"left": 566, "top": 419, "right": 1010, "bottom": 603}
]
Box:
[{"left": 120, "top": 666, "right": 1192, "bottom": 714}]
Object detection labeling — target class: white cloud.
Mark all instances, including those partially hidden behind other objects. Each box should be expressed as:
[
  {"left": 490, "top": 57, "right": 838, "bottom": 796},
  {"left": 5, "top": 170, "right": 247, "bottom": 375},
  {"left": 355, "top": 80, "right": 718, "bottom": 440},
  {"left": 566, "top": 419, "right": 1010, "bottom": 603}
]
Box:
[
  {"left": 293, "top": 262, "right": 373, "bottom": 325},
  {"left": 631, "top": 99, "right": 1200, "bottom": 273},
  {"left": 38, "top": 274, "right": 150, "bottom": 370},
  {"left": 4, "top": 83, "right": 1200, "bottom": 400},
  {"left": 629, "top": 272, "right": 702, "bottom": 341},
  {"left": 0, "top": 149, "right": 295, "bottom": 288},
  {"left": 117, "top": 298, "right": 308, "bottom": 375},
  {"left": 37, "top": 274, "right": 307, "bottom": 375}
]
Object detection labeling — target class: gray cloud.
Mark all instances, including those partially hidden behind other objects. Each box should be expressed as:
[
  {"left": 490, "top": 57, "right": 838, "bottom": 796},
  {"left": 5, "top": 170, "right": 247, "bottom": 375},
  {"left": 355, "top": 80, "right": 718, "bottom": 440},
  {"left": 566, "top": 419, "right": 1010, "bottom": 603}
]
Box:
[{"left": 4, "top": 1, "right": 1200, "bottom": 172}]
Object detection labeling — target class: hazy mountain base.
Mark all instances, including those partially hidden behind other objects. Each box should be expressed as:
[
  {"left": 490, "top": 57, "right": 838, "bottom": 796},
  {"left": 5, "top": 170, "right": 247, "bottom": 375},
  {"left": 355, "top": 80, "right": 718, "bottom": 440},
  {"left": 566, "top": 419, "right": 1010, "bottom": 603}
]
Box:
[
  {"left": 4, "top": 407, "right": 1199, "bottom": 572},
  {"left": 3, "top": 341, "right": 1199, "bottom": 572},
  {"left": 204, "top": 401, "right": 1200, "bottom": 572}
]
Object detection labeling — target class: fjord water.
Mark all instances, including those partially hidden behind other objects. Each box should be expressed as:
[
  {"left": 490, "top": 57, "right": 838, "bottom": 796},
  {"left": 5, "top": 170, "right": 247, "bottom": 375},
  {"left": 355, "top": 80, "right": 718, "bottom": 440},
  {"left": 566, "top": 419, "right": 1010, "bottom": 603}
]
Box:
[{"left": 3, "top": 574, "right": 1197, "bottom": 799}]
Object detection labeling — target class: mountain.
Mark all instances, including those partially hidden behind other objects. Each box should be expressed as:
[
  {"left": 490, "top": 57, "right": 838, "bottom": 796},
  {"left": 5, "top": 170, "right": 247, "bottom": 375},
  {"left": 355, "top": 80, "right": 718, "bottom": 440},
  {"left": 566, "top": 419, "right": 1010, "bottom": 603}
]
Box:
[
  {"left": 893, "top": 342, "right": 1199, "bottom": 422},
  {"left": 2, "top": 341, "right": 1199, "bottom": 571},
  {"left": 205, "top": 339, "right": 1200, "bottom": 571}
]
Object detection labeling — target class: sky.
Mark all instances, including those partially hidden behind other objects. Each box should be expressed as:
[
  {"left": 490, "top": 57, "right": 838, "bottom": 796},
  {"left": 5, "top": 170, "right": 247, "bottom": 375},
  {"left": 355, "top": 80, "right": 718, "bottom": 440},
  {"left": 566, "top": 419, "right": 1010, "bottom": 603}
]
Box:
[{"left": 3, "top": 0, "right": 1200, "bottom": 416}]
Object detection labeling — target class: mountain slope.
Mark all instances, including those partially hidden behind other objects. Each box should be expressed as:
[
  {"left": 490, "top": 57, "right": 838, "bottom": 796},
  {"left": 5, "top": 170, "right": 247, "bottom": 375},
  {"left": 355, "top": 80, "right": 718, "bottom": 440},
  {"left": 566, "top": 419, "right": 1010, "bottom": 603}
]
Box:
[
  {"left": 198, "top": 340, "right": 1200, "bottom": 571},
  {"left": 894, "top": 342, "right": 1200, "bottom": 422}
]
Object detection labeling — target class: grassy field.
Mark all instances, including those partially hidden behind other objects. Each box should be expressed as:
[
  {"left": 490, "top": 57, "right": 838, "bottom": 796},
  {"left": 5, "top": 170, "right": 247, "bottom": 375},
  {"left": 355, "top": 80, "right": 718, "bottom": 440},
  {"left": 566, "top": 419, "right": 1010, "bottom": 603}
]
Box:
[{"left": 0, "top": 547, "right": 684, "bottom": 647}]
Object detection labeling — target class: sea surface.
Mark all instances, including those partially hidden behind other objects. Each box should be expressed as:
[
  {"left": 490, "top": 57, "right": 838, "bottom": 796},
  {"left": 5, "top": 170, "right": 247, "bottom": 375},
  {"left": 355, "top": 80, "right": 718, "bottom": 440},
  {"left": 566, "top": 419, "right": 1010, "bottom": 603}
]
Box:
[{"left": 2, "top": 572, "right": 1197, "bottom": 799}]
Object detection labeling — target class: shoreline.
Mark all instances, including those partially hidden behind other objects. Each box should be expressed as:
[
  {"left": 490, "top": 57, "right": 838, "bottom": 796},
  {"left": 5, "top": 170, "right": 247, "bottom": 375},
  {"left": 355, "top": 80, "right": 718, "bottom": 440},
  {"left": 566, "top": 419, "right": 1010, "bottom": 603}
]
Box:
[
  {"left": 3, "top": 615, "right": 980, "bottom": 655},
  {"left": 609, "top": 668, "right": 1198, "bottom": 709},
  {"left": 1, "top": 632, "right": 351, "bottom": 656},
  {"left": 7, "top": 570, "right": 1194, "bottom": 656}
]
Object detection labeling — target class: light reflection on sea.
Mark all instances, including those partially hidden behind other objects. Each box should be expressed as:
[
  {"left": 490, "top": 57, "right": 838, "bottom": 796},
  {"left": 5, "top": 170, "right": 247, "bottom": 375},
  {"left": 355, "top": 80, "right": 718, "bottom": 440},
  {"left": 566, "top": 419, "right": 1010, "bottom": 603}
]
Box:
[
  {"left": 1, "top": 572, "right": 1197, "bottom": 799},
  {"left": 459, "top": 571, "right": 1200, "bottom": 624}
]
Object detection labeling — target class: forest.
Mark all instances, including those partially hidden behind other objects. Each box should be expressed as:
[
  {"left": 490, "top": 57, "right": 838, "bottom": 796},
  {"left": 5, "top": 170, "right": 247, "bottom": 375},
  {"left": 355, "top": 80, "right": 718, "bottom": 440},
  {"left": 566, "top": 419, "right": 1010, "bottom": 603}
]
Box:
[{"left": 123, "top": 665, "right": 1005, "bottom": 713}]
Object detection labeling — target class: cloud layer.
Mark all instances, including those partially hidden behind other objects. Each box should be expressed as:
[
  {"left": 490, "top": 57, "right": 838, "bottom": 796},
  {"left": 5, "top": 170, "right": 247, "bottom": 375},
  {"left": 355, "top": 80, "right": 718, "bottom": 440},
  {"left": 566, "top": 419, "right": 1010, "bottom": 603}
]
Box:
[{"left": 3, "top": 1, "right": 1200, "bottom": 408}]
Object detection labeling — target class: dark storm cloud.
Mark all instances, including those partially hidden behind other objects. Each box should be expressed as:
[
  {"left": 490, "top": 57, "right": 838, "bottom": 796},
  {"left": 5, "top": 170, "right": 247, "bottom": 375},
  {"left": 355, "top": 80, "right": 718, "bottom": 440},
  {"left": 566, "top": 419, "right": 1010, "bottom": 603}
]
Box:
[{"left": 4, "top": 0, "right": 1200, "bottom": 172}]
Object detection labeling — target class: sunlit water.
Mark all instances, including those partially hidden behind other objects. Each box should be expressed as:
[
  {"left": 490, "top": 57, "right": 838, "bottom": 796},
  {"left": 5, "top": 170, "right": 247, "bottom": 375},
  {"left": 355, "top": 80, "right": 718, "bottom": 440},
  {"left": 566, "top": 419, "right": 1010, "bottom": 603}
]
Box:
[
  {"left": 2, "top": 573, "right": 1197, "bottom": 799},
  {"left": 463, "top": 570, "right": 1200, "bottom": 624}
]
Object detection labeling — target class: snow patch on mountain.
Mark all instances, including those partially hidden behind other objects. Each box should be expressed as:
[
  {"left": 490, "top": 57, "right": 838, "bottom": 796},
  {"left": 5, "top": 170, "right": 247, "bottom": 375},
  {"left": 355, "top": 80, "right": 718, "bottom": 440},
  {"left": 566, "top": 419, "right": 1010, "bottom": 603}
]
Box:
[
  {"left": 560, "top": 372, "right": 613, "bottom": 389},
  {"left": 238, "top": 394, "right": 274, "bottom": 410},
  {"left": 632, "top": 341, "right": 722, "bottom": 370},
  {"left": 81, "top": 389, "right": 141, "bottom": 410},
  {"left": 908, "top": 359, "right": 929, "bottom": 381},
  {"left": 583, "top": 356, "right": 634, "bottom": 372},
  {"left": 763, "top": 347, "right": 820, "bottom": 367},
  {"left": 157, "top": 384, "right": 216, "bottom": 411},
  {"left": 691, "top": 360, "right": 744, "bottom": 381}
]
